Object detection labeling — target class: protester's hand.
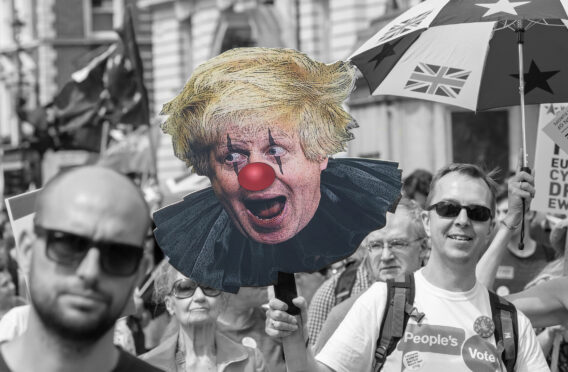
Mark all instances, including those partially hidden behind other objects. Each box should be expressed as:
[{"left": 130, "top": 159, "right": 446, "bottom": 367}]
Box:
[
  {"left": 265, "top": 296, "right": 308, "bottom": 339},
  {"left": 132, "top": 287, "right": 145, "bottom": 316},
  {"left": 504, "top": 153, "right": 535, "bottom": 228}
]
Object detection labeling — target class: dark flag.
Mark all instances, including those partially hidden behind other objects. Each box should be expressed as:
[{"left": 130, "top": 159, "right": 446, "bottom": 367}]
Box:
[
  {"left": 50, "top": 45, "right": 115, "bottom": 152},
  {"left": 105, "top": 5, "right": 150, "bottom": 126},
  {"left": 48, "top": 6, "right": 149, "bottom": 152}
]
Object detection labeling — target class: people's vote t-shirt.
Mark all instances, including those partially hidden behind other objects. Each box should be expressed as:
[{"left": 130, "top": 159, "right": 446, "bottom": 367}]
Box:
[{"left": 316, "top": 269, "right": 549, "bottom": 372}]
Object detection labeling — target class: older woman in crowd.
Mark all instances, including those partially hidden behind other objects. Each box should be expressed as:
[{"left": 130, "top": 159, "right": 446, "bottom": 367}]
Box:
[{"left": 141, "top": 262, "right": 267, "bottom": 372}]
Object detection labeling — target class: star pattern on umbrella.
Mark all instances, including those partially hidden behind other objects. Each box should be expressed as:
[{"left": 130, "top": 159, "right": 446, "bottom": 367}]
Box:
[
  {"left": 510, "top": 60, "right": 559, "bottom": 95},
  {"left": 368, "top": 39, "right": 402, "bottom": 69},
  {"left": 475, "top": 0, "right": 530, "bottom": 17},
  {"left": 546, "top": 104, "right": 556, "bottom": 115}
]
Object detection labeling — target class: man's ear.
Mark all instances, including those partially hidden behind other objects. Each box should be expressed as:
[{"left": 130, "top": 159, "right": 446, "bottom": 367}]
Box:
[
  {"left": 319, "top": 157, "right": 329, "bottom": 172},
  {"left": 164, "top": 296, "right": 175, "bottom": 316},
  {"left": 421, "top": 211, "right": 431, "bottom": 237},
  {"left": 488, "top": 219, "right": 496, "bottom": 236},
  {"left": 418, "top": 239, "right": 431, "bottom": 267},
  {"left": 18, "top": 230, "right": 35, "bottom": 277}
]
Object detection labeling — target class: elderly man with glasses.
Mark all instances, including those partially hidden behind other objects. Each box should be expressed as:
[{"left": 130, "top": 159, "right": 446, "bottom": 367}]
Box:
[
  {"left": 307, "top": 197, "right": 429, "bottom": 347},
  {"left": 0, "top": 166, "right": 162, "bottom": 372},
  {"left": 266, "top": 163, "right": 549, "bottom": 372}
]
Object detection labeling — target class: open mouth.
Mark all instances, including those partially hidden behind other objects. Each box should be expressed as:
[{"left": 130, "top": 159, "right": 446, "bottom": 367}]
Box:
[
  {"left": 245, "top": 196, "right": 287, "bottom": 220},
  {"left": 448, "top": 234, "right": 472, "bottom": 241}
]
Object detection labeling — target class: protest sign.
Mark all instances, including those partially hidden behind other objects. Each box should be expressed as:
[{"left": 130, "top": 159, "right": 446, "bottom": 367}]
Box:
[
  {"left": 544, "top": 106, "right": 568, "bottom": 155},
  {"left": 5, "top": 189, "right": 40, "bottom": 300},
  {"left": 5, "top": 189, "right": 40, "bottom": 256},
  {"left": 533, "top": 104, "right": 568, "bottom": 214}
]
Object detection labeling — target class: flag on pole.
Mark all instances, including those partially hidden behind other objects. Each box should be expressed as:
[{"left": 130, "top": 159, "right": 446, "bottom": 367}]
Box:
[
  {"left": 105, "top": 5, "right": 150, "bottom": 127},
  {"left": 48, "top": 6, "right": 149, "bottom": 152}
]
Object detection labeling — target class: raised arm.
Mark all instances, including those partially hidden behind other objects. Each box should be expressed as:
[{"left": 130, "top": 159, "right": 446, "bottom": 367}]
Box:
[
  {"left": 508, "top": 277, "right": 568, "bottom": 328},
  {"left": 476, "top": 165, "right": 535, "bottom": 288},
  {"left": 265, "top": 296, "right": 335, "bottom": 372}
]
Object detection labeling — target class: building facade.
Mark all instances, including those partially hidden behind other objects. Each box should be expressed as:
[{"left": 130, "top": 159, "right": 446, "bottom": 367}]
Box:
[
  {"left": 0, "top": 0, "right": 153, "bottom": 194},
  {"left": 140, "top": 0, "right": 538, "bottom": 186}
]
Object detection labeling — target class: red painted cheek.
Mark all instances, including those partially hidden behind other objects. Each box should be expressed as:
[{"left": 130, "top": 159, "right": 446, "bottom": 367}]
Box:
[{"left": 238, "top": 162, "right": 276, "bottom": 191}]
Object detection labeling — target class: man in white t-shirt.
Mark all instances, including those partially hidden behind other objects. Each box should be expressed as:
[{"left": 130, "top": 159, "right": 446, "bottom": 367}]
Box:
[{"left": 266, "top": 163, "right": 549, "bottom": 372}]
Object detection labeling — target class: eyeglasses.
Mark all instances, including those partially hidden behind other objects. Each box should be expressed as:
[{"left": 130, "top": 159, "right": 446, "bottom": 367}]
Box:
[
  {"left": 170, "top": 278, "right": 222, "bottom": 299},
  {"left": 35, "top": 226, "right": 143, "bottom": 277},
  {"left": 368, "top": 237, "right": 425, "bottom": 252},
  {"left": 426, "top": 201, "right": 492, "bottom": 222}
]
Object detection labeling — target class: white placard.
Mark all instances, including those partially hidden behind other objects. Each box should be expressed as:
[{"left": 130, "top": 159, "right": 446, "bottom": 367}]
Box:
[
  {"left": 543, "top": 106, "right": 568, "bottom": 155},
  {"left": 533, "top": 103, "right": 568, "bottom": 214}
]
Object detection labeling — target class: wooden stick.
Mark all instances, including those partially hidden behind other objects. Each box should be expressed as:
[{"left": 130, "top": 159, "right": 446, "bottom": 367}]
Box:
[{"left": 275, "top": 272, "right": 308, "bottom": 371}]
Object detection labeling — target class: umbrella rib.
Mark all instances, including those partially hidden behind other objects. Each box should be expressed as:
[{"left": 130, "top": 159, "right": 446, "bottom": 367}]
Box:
[
  {"left": 499, "top": 18, "right": 563, "bottom": 31},
  {"left": 475, "top": 21, "right": 500, "bottom": 111}
]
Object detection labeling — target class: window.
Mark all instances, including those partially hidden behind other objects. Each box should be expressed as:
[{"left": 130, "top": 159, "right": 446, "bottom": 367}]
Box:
[
  {"left": 451, "top": 111, "right": 509, "bottom": 182},
  {"left": 219, "top": 12, "right": 256, "bottom": 54},
  {"left": 92, "top": 0, "right": 113, "bottom": 32},
  {"left": 84, "top": 0, "right": 117, "bottom": 38}
]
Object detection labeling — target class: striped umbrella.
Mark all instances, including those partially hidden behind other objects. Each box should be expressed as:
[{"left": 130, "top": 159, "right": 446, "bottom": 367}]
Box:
[{"left": 349, "top": 0, "right": 568, "bottom": 167}]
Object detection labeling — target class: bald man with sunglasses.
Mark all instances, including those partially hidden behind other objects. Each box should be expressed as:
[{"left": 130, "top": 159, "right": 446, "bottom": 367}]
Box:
[
  {"left": 0, "top": 167, "right": 163, "bottom": 372},
  {"left": 266, "top": 163, "right": 549, "bottom": 372}
]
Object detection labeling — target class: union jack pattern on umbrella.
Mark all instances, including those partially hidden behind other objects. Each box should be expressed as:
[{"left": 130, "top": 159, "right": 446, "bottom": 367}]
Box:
[
  {"left": 378, "top": 10, "right": 433, "bottom": 42},
  {"left": 405, "top": 63, "right": 471, "bottom": 98},
  {"left": 350, "top": 0, "right": 568, "bottom": 111}
]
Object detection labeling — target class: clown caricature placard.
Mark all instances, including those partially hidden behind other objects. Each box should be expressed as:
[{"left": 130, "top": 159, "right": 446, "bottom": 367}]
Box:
[{"left": 153, "top": 48, "right": 402, "bottom": 294}]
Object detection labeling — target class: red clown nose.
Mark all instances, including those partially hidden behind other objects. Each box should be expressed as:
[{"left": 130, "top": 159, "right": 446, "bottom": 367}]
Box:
[{"left": 238, "top": 162, "right": 276, "bottom": 191}]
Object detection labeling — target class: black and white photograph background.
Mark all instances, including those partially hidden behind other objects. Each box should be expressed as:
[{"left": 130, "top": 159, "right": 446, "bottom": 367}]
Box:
[{"left": 0, "top": 0, "right": 566, "bottom": 371}]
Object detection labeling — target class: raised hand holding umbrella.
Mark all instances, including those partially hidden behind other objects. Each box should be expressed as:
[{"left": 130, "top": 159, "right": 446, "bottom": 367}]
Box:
[{"left": 349, "top": 0, "right": 568, "bottom": 247}]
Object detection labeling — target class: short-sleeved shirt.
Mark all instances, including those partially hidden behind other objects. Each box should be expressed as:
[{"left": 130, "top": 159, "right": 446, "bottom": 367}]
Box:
[
  {"left": 307, "top": 263, "right": 372, "bottom": 346},
  {"left": 316, "top": 269, "right": 549, "bottom": 372},
  {"left": 493, "top": 243, "right": 556, "bottom": 296},
  {"left": 217, "top": 307, "right": 285, "bottom": 372},
  {"left": 0, "top": 306, "right": 29, "bottom": 344}
]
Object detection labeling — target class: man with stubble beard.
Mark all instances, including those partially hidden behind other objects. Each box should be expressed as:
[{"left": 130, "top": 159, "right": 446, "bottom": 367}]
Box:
[{"left": 0, "top": 166, "right": 163, "bottom": 372}]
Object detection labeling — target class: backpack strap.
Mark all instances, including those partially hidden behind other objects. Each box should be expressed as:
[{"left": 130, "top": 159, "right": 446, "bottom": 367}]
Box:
[
  {"left": 334, "top": 260, "right": 360, "bottom": 306},
  {"left": 374, "top": 273, "right": 417, "bottom": 372},
  {"left": 489, "top": 290, "right": 518, "bottom": 372}
]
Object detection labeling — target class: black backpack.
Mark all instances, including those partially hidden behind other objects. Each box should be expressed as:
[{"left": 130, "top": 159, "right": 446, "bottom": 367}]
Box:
[
  {"left": 361, "top": 273, "right": 518, "bottom": 372},
  {"left": 334, "top": 259, "right": 360, "bottom": 306}
]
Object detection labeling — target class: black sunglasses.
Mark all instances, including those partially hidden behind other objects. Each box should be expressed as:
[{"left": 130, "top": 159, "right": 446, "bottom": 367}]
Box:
[
  {"left": 35, "top": 226, "right": 143, "bottom": 277},
  {"left": 170, "top": 278, "right": 222, "bottom": 299},
  {"left": 426, "top": 201, "right": 492, "bottom": 222}
]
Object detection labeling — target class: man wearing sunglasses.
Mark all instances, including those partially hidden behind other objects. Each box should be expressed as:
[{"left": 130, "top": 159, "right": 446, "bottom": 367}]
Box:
[
  {"left": 0, "top": 166, "right": 163, "bottom": 372},
  {"left": 266, "top": 163, "right": 548, "bottom": 372}
]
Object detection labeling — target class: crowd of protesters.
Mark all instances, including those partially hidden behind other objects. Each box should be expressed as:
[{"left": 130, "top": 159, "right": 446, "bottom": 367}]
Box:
[
  {"left": 1, "top": 47, "right": 568, "bottom": 372},
  {"left": 0, "top": 162, "right": 567, "bottom": 371}
]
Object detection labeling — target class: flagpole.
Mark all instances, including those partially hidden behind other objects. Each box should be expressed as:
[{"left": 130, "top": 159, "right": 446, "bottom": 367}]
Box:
[
  {"left": 146, "top": 120, "right": 159, "bottom": 183},
  {"left": 516, "top": 20, "right": 529, "bottom": 251},
  {"left": 517, "top": 20, "right": 527, "bottom": 168},
  {"left": 100, "top": 120, "right": 110, "bottom": 155}
]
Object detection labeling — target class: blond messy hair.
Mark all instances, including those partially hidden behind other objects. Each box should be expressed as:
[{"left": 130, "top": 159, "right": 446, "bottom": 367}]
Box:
[{"left": 161, "top": 47, "right": 358, "bottom": 176}]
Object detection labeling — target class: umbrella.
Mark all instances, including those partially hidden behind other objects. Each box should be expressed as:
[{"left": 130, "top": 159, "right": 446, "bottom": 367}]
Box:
[{"left": 349, "top": 0, "right": 568, "bottom": 169}]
